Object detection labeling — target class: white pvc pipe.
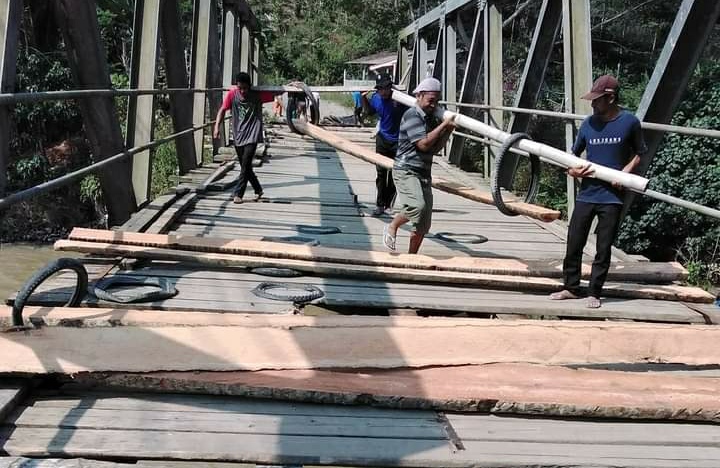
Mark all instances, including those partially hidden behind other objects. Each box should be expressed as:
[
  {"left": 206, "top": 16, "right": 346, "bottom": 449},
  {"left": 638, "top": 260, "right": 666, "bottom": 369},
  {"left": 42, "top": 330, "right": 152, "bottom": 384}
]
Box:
[{"left": 391, "top": 90, "right": 650, "bottom": 193}]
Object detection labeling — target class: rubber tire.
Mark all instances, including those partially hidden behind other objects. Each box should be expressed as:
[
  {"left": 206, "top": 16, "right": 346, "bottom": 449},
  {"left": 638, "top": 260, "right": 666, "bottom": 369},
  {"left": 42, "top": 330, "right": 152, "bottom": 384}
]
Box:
[
  {"left": 12, "top": 258, "right": 88, "bottom": 327},
  {"left": 296, "top": 225, "right": 341, "bottom": 235},
  {"left": 286, "top": 94, "right": 300, "bottom": 134},
  {"left": 491, "top": 132, "right": 541, "bottom": 217},
  {"left": 285, "top": 81, "right": 320, "bottom": 134},
  {"left": 90, "top": 276, "right": 178, "bottom": 303},
  {"left": 252, "top": 282, "right": 325, "bottom": 303},
  {"left": 250, "top": 268, "right": 304, "bottom": 278},
  {"left": 434, "top": 232, "right": 488, "bottom": 244}
]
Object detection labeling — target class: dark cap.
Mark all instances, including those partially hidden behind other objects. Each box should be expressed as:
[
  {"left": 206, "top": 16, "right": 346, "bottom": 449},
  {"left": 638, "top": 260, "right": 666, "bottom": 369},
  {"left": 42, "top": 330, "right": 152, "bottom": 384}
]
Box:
[
  {"left": 581, "top": 74, "right": 619, "bottom": 100},
  {"left": 375, "top": 73, "right": 394, "bottom": 89}
]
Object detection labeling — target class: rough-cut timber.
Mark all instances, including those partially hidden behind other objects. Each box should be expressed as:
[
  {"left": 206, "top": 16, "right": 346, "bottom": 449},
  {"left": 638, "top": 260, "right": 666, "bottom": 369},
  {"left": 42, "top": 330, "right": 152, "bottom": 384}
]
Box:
[
  {"left": 2, "top": 314, "right": 720, "bottom": 373},
  {"left": 294, "top": 122, "right": 561, "bottom": 221},
  {"left": 66, "top": 363, "right": 720, "bottom": 423},
  {"left": 55, "top": 240, "right": 712, "bottom": 303},
  {"left": 63, "top": 228, "right": 689, "bottom": 282}
]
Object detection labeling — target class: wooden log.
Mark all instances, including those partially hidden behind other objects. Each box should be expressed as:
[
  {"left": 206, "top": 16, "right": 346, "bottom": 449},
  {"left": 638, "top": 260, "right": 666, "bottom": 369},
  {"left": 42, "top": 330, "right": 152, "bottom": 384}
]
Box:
[
  {"left": 2, "top": 312, "right": 720, "bottom": 374},
  {"left": 293, "top": 121, "right": 561, "bottom": 221},
  {"left": 53, "top": 239, "right": 712, "bottom": 304},
  {"left": 64, "top": 228, "right": 690, "bottom": 282},
  {"left": 66, "top": 363, "right": 720, "bottom": 423}
]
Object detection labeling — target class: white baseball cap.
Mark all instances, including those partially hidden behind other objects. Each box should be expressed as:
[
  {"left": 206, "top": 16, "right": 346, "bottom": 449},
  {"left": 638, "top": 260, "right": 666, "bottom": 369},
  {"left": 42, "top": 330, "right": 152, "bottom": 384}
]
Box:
[{"left": 413, "top": 77, "right": 442, "bottom": 94}]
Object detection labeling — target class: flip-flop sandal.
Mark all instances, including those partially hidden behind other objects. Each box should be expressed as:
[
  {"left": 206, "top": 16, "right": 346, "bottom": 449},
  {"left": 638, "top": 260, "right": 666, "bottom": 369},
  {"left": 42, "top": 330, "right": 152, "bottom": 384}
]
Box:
[
  {"left": 586, "top": 296, "right": 601, "bottom": 309},
  {"left": 549, "top": 290, "right": 580, "bottom": 300},
  {"left": 383, "top": 225, "right": 396, "bottom": 251}
]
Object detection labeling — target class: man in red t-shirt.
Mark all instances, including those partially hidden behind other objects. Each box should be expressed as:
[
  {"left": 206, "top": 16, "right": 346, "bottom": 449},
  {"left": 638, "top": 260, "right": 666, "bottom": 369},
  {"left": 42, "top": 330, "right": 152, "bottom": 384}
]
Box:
[{"left": 213, "top": 72, "right": 277, "bottom": 204}]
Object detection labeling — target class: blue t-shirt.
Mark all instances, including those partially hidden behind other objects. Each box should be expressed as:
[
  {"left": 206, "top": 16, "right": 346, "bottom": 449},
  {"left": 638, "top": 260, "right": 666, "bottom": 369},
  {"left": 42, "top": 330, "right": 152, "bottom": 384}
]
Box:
[
  {"left": 368, "top": 93, "right": 407, "bottom": 143},
  {"left": 572, "top": 110, "right": 647, "bottom": 204},
  {"left": 352, "top": 91, "right": 362, "bottom": 108}
]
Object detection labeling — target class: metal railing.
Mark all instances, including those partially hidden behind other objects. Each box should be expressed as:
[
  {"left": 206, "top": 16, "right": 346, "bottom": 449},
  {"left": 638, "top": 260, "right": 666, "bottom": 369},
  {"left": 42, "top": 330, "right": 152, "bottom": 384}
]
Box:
[{"left": 0, "top": 87, "right": 229, "bottom": 211}]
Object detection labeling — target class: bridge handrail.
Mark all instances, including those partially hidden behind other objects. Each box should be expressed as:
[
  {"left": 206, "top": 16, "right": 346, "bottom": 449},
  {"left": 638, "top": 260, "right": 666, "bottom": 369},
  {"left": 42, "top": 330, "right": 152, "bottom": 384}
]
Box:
[
  {"left": 0, "top": 116, "right": 228, "bottom": 211},
  {"left": 0, "top": 85, "right": 386, "bottom": 106},
  {"left": 440, "top": 100, "right": 720, "bottom": 140},
  {"left": 0, "top": 87, "right": 227, "bottom": 106}
]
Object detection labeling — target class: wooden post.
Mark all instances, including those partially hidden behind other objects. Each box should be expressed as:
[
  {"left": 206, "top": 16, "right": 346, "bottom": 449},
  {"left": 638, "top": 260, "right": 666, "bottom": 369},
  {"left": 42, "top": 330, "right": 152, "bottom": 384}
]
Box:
[
  {"left": 207, "top": 0, "right": 223, "bottom": 157},
  {"left": 127, "top": 0, "right": 161, "bottom": 207},
  {"left": 484, "top": 1, "right": 503, "bottom": 178},
  {"left": 190, "top": 0, "right": 211, "bottom": 165},
  {"left": 0, "top": 0, "right": 21, "bottom": 198},
  {"left": 161, "top": 0, "right": 197, "bottom": 175},
  {"left": 444, "top": 14, "right": 458, "bottom": 157},
  {"left": 52, "top": 0, "right": 136, "bottom": 225},
  {"left": 562, "top": 0, "right": 592, "bottom": 218},
  {"left": 418, "top": 33, "right": 428, "bottom": 81},
  {"left": 448, "top": 7, "right": 483, "bottom": 166},
  {"left": 252, "top": 35, "right": 259, "bottom": 84},
  {"left": 221, "top": 4, "right": 239, "bottom": 145},
  {"left": 239, "top": 24, "right": 250, "bottom": 73}
]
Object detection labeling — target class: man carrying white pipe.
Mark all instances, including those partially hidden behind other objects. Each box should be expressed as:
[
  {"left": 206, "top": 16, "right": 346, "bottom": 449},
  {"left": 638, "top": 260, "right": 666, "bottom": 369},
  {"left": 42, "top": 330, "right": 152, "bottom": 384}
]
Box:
[
  {"left": 550, "top": 75, "right": 647, "bottom": 308},
  {"left": 383, "top": 77, "right": 456, "bottom": 254}
]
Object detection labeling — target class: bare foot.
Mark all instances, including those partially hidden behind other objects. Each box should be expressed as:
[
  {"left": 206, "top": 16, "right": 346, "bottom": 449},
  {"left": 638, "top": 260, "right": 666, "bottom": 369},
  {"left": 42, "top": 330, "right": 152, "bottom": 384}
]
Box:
[
  {"left": 586, "top": 296, "right": 601, "bottom": 309},
  {"left": 549, "top": 289, "right": 581, "bottom": 300}
]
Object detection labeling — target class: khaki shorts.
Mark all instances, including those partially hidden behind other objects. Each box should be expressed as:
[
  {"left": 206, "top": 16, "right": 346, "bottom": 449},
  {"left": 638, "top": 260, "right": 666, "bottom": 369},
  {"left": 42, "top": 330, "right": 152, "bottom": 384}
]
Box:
[{"left": 393, "top": 168, "right": 433, "bottom": 234}]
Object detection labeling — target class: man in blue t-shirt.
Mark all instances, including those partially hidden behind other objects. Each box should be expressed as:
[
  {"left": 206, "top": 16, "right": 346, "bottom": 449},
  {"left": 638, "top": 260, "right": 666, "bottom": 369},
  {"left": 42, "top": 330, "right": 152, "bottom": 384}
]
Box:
[
  {"left": 361, "top": 73, "right": 408, "bottom": 216},
  {"left": 550, "top": 75, "right": 647, "bottom": 309}
]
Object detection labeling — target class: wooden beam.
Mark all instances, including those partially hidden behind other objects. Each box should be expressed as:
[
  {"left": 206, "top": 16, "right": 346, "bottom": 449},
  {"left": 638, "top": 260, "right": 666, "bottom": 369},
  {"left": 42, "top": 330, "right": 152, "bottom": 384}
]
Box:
[
  {"left": 52, "top": 0, "right": 137, "bottom": 225},
  {"left": 161, "top": 0, "right": 198, "bottom": 174},
  {"left": 220, "top": 5, "right": 238, "bottom": 144},
  {"left": 0, "top": 0, "right": 21, "bottom": 197},
  {"left": 127, "top": 0, "right": 161, "bottom": 206},
  {"left": 2, "top": 312, "right": 720, "bottom": 374},
  {"left": 66, "top": 363, "right": 720, "bottom": 423},
  {"left": 239, "top": 24, "right": 250, "bottom": 73},
  {"left": 206, "top": 0, "right": 223, "bottom": 157},
  {"left": 190, "top": 0, "right": 211, "bottom": 165},
  {"left": 53, "top": 240, "right": 712, "bottom": 303},
  {"left": 294, "top": 122, "right": 560, "bottom": 221},
  {"left": 62, "top": 228, "right": 690, "bottom": 284}
]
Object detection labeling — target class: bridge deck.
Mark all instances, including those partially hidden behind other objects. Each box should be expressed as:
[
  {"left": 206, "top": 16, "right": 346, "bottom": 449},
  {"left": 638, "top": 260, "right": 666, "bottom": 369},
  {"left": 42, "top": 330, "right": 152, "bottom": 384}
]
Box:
[{"left": 8, "top": 124, "right": 711, "bottom": 323}]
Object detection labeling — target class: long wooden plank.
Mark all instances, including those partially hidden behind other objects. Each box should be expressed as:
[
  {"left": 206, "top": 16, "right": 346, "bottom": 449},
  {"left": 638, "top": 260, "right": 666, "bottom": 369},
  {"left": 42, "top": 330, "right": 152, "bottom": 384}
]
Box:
[
  {"left": 54, "top": 240, "right": 711, "bottom": 304},
  {"left": 63, "top": 228, "right": 690, "bottom": 282},
  {"left": 2, "top": 314, "right": 720, "bottom": 373},
  {"left": 9, "top": 406, "right": 445, "bottom": 439},
  {"left": 0, "top": 459, "right": 134, "bottom": 468},
  {"left": 4, "top": 427, "right": 720, "bottom": 467},
  {"left": 294, "top": 121, "right": 561, "bottom": 221},
  {"left": 1, "top": 305, "right": 700, "bottom": 329},
  {"left": 41, "top": 365, "right": 720, "bottom": 423}
]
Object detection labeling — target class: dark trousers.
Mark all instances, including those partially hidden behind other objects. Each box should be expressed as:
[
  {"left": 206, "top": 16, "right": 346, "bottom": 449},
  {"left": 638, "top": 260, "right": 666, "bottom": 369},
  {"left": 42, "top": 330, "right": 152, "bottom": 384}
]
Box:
[
  {"left": 563, "top": 201, "right": 622, "bottom": 297},
  {"left": 234, "top": 143, "right": 262, "bottom": 198},
  {"left": 375, "top": 134, "right": 397, "bottom": 209}
]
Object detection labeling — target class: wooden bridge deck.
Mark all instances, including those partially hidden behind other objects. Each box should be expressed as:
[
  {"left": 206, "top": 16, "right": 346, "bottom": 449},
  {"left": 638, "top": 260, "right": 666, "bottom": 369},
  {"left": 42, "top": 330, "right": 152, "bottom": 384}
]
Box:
[{"left": 8, "top": 124, "right": 714, "bottom": 323}]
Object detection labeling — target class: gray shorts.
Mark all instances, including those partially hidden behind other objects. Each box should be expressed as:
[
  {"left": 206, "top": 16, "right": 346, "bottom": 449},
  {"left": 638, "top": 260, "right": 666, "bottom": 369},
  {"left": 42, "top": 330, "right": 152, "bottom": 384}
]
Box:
[{"left": 393, "top": 168, "right": 433, "bottom": 234}]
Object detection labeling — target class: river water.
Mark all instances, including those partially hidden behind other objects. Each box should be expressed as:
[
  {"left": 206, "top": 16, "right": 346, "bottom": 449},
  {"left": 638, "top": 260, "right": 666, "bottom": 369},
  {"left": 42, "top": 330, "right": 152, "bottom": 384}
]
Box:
[{"left": 0, "top": 244, "right": 79, "bottom": 301}]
